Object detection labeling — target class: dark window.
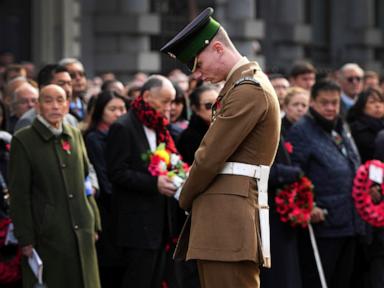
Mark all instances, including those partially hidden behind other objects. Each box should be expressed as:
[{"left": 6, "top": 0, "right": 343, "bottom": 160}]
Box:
[
  {"left": 0, "top": 0, "right": 31, "bottom": 62},
  {"left": 303, "top": 0, "right": 312, "bottom": 24}
]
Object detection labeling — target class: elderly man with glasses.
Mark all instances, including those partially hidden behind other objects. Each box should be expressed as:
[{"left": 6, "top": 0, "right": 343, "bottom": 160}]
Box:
[
  {"left": 338, "top": 63, "right": 364, "bottom": 118},
  {"left": 59, "top": 58, "right": 88, "bottom": 121}
]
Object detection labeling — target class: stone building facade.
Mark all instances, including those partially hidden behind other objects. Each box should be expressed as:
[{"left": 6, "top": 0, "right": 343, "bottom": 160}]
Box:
[{"left": 1, "top": 0, "right": 383, "bottom": 80}]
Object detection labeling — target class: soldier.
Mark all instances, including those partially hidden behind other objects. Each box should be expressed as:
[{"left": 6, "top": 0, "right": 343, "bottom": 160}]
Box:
[{"left": 161, "top": 7, "right": 280, "bottom": 288}]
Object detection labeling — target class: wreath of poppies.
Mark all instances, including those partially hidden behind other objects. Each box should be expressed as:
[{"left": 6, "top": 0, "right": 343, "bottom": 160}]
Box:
[
  {"left": 352, "top": 160, "right": 384, "bottom": 227},
  {"left": 0, "top": 217, "right": 21, "bottom": 285},
  {"left": 275, "top": 176, "right": 314, "bottom": 228}
]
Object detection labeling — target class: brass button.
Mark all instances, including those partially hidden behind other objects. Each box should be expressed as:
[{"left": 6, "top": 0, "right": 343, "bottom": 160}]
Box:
[
  {"left": 61, "top": 163, "right": 66, "bottom": 168},
  {"left": 74, "top": 225, "right": 79, "bottom": 230},
  {"left": 68, "top": 194, "right": 74, "bottom": 199}
]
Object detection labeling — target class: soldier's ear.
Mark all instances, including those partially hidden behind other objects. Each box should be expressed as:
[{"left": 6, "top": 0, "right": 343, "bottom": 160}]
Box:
[{"left": 212, "top": 41, "right": 224, "bottom": 55}]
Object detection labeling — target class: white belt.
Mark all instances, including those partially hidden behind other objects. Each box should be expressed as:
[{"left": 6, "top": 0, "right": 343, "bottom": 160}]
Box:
[{"left": 219, "top": 162, "right": 271, "bottom": 268}]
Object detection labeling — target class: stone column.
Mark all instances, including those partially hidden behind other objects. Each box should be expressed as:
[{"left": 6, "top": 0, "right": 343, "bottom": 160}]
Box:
[
  {"left": 32, "top": 0, "right": 55, "bottom": 64},
  {"left": 264, "top": 0, "right": 311, "bottom": 72},
  {"left": 217, "top": 0, "right": 265, "bottom": 68},
  {"left": 340, "top": 0, "right": 382, "bottom": 71},
  {"left": 94, "top": 0, "right": 160, "bottom": 79}
]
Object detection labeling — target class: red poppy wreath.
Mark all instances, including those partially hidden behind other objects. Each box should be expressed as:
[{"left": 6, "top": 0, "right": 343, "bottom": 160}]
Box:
[
  {"left": 275, "top": 176, "right": 314, "bottom": 228},
  {"left": 352, "top": 160, "right": 384, "bottom": 227}
]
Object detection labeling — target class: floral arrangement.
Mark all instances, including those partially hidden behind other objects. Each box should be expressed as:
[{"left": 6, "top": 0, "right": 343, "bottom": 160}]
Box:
[
  {"left": 142, "top": 143, "right": 189, "bottom": 188},
  {"left": 352, "top": 160, "right": 384, "bottom": 227},
  {"left": 0, "top": 218, "right": 21, "bottom": 285},
  {"left": 275, "top": 176, "right": 314, "bottom": 228}
]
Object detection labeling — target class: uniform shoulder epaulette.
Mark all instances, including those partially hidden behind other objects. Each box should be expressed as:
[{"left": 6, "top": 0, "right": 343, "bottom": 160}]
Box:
[{"left": 234, "top": 76, "right": 261, "bottom": 87}]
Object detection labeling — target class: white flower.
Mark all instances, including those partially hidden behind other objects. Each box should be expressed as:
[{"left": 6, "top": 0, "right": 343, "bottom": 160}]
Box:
[{"left": 170, "top": 153, "right": 181, "bottom": 167}]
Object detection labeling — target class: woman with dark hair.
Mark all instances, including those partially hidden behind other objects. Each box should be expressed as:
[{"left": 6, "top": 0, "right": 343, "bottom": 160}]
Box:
[
  {"left": 169, "top": 82, "right": 189, "bottom": 141},
  {"left": 347, "top": 87, "right": 384, "bottom": 162},
  {"left": 347, "top": 87, "right": 384, "bottom": 288},
  {"left": 177, "top": 85, "right": 218, "bottom": 165},
  {"left": 84, "top": 91, "right": 127, "bottom": 288}
]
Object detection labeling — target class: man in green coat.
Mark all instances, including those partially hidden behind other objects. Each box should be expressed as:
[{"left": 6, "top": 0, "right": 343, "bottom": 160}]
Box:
[{"left": 9, "top": 84, "right": 101, "bottom": 288}]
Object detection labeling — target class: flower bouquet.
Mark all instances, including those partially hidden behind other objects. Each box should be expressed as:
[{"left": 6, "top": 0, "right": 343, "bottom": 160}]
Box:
[
  {"left": 275, "top": 176, "right": 314, "bottom": 228},
  {"left": 142, "top": 143, "right": 189, "bottom": 189}
]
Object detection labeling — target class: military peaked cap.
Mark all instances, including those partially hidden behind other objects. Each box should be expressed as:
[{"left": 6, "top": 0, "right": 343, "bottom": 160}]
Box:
[{"left": 160, "top": 7, "right": 221, "bottom": 72}]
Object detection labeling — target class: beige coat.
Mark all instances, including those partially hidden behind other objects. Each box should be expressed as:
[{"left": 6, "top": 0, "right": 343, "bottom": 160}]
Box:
[{"left": 176, "top": 62, "right": 280, "bottom": 266}]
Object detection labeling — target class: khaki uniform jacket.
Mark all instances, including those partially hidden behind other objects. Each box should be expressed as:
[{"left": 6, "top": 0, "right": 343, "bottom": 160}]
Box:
[
  {"left": 176, "top": 62, "right": 280, "bottom": 265},
  {"left": 9, "top": 119, "right": 101, "bottom": 288}
]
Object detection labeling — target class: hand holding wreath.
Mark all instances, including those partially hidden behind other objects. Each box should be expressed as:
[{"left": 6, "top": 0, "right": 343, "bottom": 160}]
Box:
[{"left": 275, "top": 176, "right": 315, "bottom": 228}]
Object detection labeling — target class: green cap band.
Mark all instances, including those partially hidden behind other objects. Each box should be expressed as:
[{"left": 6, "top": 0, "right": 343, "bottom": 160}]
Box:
[{"left": 177, "top": 17, "right": 220, "bottom": 64}]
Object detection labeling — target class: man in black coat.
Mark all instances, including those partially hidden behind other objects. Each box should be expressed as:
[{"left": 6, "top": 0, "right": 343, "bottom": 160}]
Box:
[{"left": 106, "top": 75, "right": 177, "bottom": 288}]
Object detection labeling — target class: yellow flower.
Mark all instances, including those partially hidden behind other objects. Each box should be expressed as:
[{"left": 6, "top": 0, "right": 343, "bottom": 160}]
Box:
[{"left": 154, "top": 149, "right": 170, "bottom": 165}]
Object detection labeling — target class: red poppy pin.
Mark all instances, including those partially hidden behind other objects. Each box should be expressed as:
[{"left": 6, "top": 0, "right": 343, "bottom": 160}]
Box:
[
  {"left": 284, "top": 141, "right": 293, "bottom": 154},
  {"left": 61, "top": 140, "right": 71, "bottom": 155}
]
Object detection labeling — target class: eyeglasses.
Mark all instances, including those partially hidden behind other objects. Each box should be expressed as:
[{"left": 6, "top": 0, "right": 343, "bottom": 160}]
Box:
[
  {"left": 346, "top": 76, "right": 362, "bottom": 83},
  {"left": 200, "top": 102, "right": 214, "bottom": 110},
  {"left": 69, "top": 71, "right": 86, "bottom": 79}
]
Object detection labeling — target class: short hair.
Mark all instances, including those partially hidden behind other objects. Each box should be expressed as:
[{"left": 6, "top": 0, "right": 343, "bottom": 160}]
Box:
[
  {"left": 339, "top": 63, "right": 364, "bottom": 77},
  {"left": 269, "top": 73, "right": 288, "bottom": 81},
  {"left": 58, "top": 58, "right": 84, "bottom": 69},
  {"left": 290, "top": 61, "right": 317, "bottom": 78},
  {"left": 140, "top": 75, "right": 168, "bottom": 95},
  {"left": 284, "top": 86, "right": 309, "bottom": 106},
  {"left": 12, "top": 83, "right": 38, "bottom": 104},
  {"left": 211, "top": 27, "right": 235, "bottom": 50},
  {"left": 364, "top": 70, "right": 379, "bottom": 80},
  {"left": 37, "top": 64, "right": 69, "bottom": 88},
  {"left": 101, "top": 80, "right": 119, "bottom": 92},
  {"left": 311, "top": 79, "right": 341, "bottom": 100}
]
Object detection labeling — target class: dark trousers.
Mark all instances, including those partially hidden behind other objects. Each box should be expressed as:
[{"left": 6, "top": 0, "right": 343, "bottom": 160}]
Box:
[
  {"left": 299, "top": 232, "right": 356, "bottom": 288},
  {"left": 368, "top": 257, "right": 384, "bottom": 288},
  {"left": 119, "top": 248, "right": 166, "bottom": 288}
]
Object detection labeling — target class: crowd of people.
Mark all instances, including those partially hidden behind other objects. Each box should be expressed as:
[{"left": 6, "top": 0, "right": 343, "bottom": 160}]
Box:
[{"left": 0, "top": 48, "right": 384, "bottom": 288}]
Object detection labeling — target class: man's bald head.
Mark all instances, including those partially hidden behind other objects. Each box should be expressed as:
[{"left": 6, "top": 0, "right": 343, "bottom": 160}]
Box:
[
  {"left": 39, "top": 84, "right": 67, "bottom": 102},
  {"left": 141, "top": 75, "right": 176, "bottom": 120}
]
